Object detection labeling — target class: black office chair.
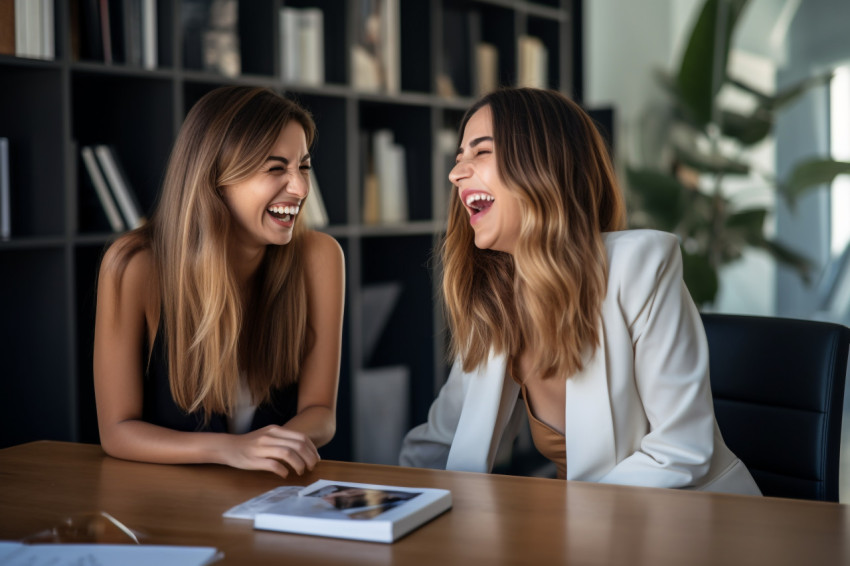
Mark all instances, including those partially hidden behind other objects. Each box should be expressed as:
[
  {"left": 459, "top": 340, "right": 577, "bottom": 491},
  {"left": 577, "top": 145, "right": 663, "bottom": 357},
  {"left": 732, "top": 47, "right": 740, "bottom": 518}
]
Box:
[{"left": 701, "top": 313, "right": 850, "bottom": 501}]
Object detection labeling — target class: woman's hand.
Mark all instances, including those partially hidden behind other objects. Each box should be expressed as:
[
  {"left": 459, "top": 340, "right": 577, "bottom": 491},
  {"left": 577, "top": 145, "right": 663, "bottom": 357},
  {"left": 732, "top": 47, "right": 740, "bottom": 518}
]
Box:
[{"left": 223, "top": 425, "right": 321, "bottom": 478}]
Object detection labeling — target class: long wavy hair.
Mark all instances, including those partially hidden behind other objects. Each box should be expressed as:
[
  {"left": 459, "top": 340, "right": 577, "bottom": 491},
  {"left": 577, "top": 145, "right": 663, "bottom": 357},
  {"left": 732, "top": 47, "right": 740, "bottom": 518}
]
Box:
[
  {"left": 442, "top": 87, "right": 626, "bottom": 378},
  {"left": 104, "top": 86, "right": 316, "bottom": 419}
]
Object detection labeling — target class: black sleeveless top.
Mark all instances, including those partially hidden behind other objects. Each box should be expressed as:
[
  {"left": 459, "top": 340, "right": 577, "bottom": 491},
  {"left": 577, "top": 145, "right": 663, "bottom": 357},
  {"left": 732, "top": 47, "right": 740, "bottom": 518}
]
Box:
[{"left": 143, "top": 324, "right": 298, "bottom": 433}]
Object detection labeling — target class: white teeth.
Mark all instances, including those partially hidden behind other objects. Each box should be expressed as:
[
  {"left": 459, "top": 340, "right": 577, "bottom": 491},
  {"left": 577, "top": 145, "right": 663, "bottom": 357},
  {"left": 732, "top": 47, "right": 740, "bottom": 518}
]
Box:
[
  {"left": 268, "top": 205, "right": 300, "bottom": 216},
  {"left": 465, "top": 193, "right": 494, "bottom": 207}
]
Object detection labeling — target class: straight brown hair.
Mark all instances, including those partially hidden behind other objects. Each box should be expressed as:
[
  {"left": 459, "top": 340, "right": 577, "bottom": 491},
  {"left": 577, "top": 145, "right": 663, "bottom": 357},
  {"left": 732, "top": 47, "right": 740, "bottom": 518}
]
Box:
[{"left": 103, "top": 86, "right": 317, "bottom": 419}]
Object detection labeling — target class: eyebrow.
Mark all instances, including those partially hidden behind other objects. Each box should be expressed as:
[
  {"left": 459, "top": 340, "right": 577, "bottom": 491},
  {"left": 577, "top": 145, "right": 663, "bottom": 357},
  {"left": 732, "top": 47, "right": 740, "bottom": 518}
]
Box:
[
  {"left": 266, "top": 154, "right": 311, "bottom": 165},
  {"left": 456, "top": 136, "right": 493, "bottom": 156}
]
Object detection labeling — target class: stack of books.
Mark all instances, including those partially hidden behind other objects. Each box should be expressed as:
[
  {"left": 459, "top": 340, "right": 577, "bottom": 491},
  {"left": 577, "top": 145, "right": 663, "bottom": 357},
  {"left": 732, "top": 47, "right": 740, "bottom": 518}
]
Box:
[
  {"left": 81, "top": 145, "right": 144, "bottom": 232},
  {"left": 1, "top": 0, "right": 54, "bottom": 60}
]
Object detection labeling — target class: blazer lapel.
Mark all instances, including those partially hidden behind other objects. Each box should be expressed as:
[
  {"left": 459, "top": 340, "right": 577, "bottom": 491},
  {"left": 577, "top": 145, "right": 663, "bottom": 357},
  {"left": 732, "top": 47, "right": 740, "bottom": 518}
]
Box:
[
  {"left": 447, "top": 352, "right": 517, "bottom": 472},
  {"left": 565, "top": 322, "right": 617, "bottom": 481}
]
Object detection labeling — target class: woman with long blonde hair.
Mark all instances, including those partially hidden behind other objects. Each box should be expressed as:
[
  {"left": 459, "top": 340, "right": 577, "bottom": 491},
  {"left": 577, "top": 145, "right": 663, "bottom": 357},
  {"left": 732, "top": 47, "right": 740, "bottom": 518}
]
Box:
[
  {"left": 401, "top": 88, "right": 760, "bottom": 494},
  {"left": 94, "top": 86, "right": 344, "bottom": 477}
]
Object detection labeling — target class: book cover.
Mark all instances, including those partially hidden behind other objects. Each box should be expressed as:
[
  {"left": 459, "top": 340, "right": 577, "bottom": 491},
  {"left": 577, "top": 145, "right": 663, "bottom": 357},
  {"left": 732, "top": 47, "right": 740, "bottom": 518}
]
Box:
[
  {"left": 39, "top": 0, "right": 53, "bottom": 60},
  {"left": 517, "top": 35, "right": 548, "bottom": 89},
  {"left": 123, "top": 0, "right": 143, "bottom": 67},
  {"left": 81, "top": 146, "right": 125, "bottom": 232},
  {"left": 476, "top": 42, "right": 498, "bottom": 96},
  {"left": 99, "top": 0, "right": 112, "bottom": 63},
  {"left": 93, "top": 144, "right": 143, "bottom": 229},
  {"left": 298, "top": 8, "right": 324, "bottom": 86},
  {"left": 373, "top": 129, "right": 407, "bottom": 224},
  {"left": 379, "top": 0, "right": 399, "bottom": 94},
  {"left": 279, "top": 7, "right": 299, "bottom": 82},
  {"left": 0, "top": 0, "right": 13, "bottom": 55},
  {"left": 141, "top": 0, "right": 156, "bottom": 69},
  {"left": 231, "top": 479, "right": 451, "bottom": 543},
  {"left": 1, "top": 137, "right": 10, "bottom": 240}
]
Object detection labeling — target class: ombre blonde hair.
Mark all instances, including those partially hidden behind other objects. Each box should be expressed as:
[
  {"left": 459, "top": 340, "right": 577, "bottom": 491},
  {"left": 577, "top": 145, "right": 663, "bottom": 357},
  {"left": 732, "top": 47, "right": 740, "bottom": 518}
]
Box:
[
  {"left": 442, "top": 88, "right": 626, "bottom": 379},
  {"left": 104, "top": 86, "right": 316, "bottom": 419}
]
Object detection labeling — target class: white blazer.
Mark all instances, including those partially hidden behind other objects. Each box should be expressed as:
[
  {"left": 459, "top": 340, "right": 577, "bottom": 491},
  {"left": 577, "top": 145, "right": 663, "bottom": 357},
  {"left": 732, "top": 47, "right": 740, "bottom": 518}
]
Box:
[{"left": 400, "top": 230, "right": 761, "bottom": 495}]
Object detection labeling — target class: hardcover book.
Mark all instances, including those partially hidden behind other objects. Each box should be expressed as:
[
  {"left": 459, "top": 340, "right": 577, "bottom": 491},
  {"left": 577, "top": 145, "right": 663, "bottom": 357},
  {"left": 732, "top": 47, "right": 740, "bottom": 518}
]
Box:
[
  {"left": 224, "top": 479, "right": 452, "bottom": 543},
  {"left": 81, "top": 146, "right": 125, "bottom": 232}
]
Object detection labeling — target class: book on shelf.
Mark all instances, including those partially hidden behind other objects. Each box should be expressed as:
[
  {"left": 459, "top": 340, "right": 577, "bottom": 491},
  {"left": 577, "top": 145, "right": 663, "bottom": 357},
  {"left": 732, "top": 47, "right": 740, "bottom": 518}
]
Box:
[
  {"left": 0, "top": 0, "right": 13, "bottom": 55},
  {"left": 1, "top": 137, "right": 10, "bottom": 240},
  {"left": 476, "top": 42, "right": 499, "bottom": 96},
  {"left": 372, "top": 129, "right": 408, "bottom": 224},
  {"left": 351, "top": 0, "right": 399, "bottom": 93},
  {"left": 93, "top": 144, "right": 144, "bottom": 229},
  {"left": 81, "top": 146, "right": 125, "bottom": 233},
  {"left": 303, "top": 169, "right": 329, "bottom": 228},
  {"left": 280, "top": 7, "right": 324, "bottom": 86},
  {"left": 224, "top": 479, "right": 452, "bottom": 543},
  {"left": 517, "top": 35, "right": 548, "bottom": 89},
  {"left": 141, "top": 0, "right": 156, "bottom": 69},
  {"left": 11, "top": 0, "right": 53, "bottom": 60}
]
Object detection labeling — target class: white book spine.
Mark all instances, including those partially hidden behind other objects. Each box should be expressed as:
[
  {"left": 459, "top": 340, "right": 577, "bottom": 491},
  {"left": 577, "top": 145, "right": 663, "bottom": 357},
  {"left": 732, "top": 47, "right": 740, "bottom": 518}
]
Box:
[
  {"left": 280, "top": 8, "right": 299, "bottom": 83},
  {"left": 142, "top": 0, "right": 157, "bottom": 69},
  {"left": 374, "top": 130, "right": 407, "bottom": 224},
  {"left": 1, "top": 138, "right": 10, "bottom": 240},
  {"left": 39, "top": 0, "right": 53, "bottom": 59},
  {"left": 14, "top": 0, "right": 25, "bottom": 56},
  {"left": 81, "top": 146, "right": 125, "bottom": 232},
  {"left": 299, "top": 8, "right": 324, "bottom": 86},
  {"left": 380, "top": 0, "right": 400, "bottom": 93},
  {"left": 94, "top": 145, "right": 142, "bottom": 228}
]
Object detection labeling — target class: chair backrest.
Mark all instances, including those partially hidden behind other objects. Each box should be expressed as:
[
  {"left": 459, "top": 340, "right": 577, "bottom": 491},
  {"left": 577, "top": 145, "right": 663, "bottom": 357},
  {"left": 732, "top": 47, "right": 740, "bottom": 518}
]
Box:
[{"left": 701, "top": 313, "right": 850, "bottom": 501}]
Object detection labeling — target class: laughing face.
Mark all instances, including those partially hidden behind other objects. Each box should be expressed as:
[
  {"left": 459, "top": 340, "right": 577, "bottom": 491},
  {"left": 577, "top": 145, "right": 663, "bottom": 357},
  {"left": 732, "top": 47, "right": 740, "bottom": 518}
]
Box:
[
  {"left": 449, "top": 105, "right": 521, "bottom": 254},
  {"left": 220, "top": 120, "right": 310, "bottom": 251}
]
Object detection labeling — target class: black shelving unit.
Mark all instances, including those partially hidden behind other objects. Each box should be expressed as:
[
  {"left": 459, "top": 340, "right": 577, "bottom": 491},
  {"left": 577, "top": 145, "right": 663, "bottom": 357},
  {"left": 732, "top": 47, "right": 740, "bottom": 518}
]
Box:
[{"left": 0, "top": 0, "right": 579, "bottom": 461}]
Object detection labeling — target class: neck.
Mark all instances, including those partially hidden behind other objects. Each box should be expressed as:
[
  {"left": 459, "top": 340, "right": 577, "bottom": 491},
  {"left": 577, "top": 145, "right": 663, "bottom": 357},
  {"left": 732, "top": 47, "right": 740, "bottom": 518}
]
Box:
[{"left": 229, "top": 243, "right": 266, "bottom": 291}]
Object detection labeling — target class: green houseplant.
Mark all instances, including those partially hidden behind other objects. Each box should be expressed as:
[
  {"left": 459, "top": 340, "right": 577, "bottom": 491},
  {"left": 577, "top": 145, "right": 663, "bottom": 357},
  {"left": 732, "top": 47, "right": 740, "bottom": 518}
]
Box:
[{"left": 626, "top": 0, "right": 850, "bottom": 306}]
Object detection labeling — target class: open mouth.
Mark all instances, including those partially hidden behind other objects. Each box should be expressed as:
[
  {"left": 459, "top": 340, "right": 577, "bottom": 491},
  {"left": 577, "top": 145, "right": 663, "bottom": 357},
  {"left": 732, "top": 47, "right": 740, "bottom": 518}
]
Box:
[
  {"left": 464, "top": 192, "right": 494, "bottom": 217},
  {"left": 267, "top": 204, "right": 300, "bottom": 224}
]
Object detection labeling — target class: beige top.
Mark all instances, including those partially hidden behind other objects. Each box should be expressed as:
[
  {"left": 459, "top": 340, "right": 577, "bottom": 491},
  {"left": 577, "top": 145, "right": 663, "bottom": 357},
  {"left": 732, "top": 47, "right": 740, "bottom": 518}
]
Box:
[{"left": 510, "top": 372, "right": 567, "bottom": 480}]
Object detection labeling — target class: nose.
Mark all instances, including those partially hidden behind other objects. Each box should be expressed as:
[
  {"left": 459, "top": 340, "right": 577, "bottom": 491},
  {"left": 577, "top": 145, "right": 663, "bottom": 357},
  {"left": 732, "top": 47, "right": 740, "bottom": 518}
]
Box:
[
  {"left": 286, "top": 171, "right": 310, "bottom": 199},
  {"left": 448, "top": 158, "right": 471, "bottom": 186}
]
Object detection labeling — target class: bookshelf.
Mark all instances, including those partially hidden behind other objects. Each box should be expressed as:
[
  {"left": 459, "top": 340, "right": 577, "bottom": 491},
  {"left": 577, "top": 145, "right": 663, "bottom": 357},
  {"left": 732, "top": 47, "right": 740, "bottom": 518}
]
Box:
[{"left": 0, "top": 0, "right": 581, "bottom": 461}]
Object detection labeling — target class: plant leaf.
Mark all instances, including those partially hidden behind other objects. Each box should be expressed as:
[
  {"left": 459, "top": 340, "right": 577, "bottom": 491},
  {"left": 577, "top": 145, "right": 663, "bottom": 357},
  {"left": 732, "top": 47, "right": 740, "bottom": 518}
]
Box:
[
  {"left": 681, "top": 249, "right": 719, "bottom": 306},
  {"left": 626, "top": 168, "right": 687, "bottom": 232},
  {"left": 781, "top": 159, "right": 850, "bottom": 204},
  {"left": 719, "top": 109, "right": 772, "bottom": 146},
  {"left": 725, "top": 208, "right": 768, "bottom": 244},
  {"left": 754, "top": 239, "right": 813, "bottom": 283},
  {"left": 676, "top": 0, "right": 750, "bottom": 127},
  {"left": 672, "top": 142, "right": 750, "bottom": 175},
  {"left": 727, "top": 73, "right": 828, "bottom": 111}
]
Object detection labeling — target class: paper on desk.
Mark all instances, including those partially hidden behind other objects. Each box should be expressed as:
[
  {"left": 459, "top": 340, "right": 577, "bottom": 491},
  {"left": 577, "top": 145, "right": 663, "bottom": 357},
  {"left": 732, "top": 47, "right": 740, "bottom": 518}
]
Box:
[
  {"left": 222, "top": 485, "right": 302, "bottom": 520},
  {"left": 0, "top": 541, "right": 221, "bottom": 566}
]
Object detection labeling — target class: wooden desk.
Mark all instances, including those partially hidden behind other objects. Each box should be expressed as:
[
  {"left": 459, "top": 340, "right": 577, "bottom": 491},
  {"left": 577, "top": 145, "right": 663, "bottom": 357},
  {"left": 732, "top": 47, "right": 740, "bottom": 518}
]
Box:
[{"left": 1, "top": 441, "right": 847, "bottom": 565}]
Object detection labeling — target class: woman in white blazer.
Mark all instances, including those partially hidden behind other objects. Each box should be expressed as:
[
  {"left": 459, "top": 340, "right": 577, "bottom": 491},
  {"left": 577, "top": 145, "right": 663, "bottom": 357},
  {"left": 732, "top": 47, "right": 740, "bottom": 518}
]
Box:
[{"left": 399, "top": 88, "right": 760, "bottom": 495}]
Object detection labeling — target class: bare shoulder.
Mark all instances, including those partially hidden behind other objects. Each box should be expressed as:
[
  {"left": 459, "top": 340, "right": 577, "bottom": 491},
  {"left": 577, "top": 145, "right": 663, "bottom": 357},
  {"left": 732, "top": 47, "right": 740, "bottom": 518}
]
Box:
[
  {"left": 301, "top": 230, "right": 345, "bottom": 271},
  {"left": 100, "top": 236, "right": 153, "bottom": 282}
]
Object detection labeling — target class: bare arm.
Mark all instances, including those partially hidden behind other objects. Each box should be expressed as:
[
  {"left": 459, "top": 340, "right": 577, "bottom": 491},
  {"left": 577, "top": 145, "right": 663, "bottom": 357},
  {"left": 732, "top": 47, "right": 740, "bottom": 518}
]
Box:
[
  {"left": 93, "top": 242, "right": 322, "bottom": 477},
  {"left": 282, "top": 230, "right": 345, "bottom": 447}
]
